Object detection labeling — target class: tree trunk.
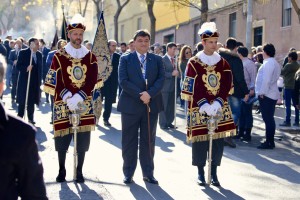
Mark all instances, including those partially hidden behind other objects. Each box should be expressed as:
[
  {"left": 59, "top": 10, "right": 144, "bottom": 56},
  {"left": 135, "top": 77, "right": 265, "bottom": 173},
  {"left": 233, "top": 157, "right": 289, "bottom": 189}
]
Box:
[
  {"left": 92, "top": 0, "right": 101, "bottom": 23},
  {"left": 82, "top": 0, "right": 89, "bottom": 17},
  {"left": 146, "top": 0, "right": 156, "bottom": 44},
  {"left": 114, "top": 0, "right": 130, "bottom": 43},
  {"left": 291, "top": 0, "right": 300, "bottom": 23},
  {"left": 200, "top": 0, "right": 208, "bottom": 26}
]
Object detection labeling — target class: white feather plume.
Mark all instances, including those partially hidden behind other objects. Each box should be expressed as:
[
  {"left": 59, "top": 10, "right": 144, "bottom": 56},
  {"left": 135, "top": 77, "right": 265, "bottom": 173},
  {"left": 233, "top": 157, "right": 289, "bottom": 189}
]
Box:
[{"left": 198, "top": 22, "right": 217, "bottom": 35}]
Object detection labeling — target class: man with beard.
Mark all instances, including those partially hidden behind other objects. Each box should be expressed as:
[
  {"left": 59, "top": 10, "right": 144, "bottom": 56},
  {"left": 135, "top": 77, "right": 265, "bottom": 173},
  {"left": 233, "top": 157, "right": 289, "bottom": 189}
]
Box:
[{"left": 43, "top": 23, "right": 101, "bottom": 183}]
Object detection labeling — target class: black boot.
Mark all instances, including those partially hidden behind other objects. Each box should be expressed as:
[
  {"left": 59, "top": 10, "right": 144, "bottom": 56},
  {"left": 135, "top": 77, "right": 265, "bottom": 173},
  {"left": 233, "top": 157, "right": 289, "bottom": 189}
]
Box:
[
  {"left": 76, "top": 152, "right": 85, "bottom": 183},
  {"left": 197, "top": 166, "right": 206, "bottom": 186},
  {"left": 56, "top": 151, "right": 66, "bottom": 182},
  {"left": 241, "top": 128, "right": 252, "bottom": 141},
  {"left": 211, "top": 165, "right": 220, "bottom": 187}
]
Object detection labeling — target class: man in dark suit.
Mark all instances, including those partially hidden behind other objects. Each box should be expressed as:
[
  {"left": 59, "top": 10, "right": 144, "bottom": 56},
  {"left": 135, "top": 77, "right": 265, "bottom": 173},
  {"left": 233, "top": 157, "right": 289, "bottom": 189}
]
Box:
[
  {"left": 118, "top": 29, "right": 164, "bottom": 184},
  {"left": 0, "top": 54, "right": 48, "bottom": 200},
  {"left": 8, "top": 39, "right": 22, "bottom": 103},
  {"left": 101, "top": 39, "right": 120, "bottom": 126},
  {"left": 159, "top": 42, "right": 179, "bottom": 129},
  {"left": 39, "top": 39, "right": 51, "bottom": 103},
  {"left": 16, "top": 37, "right": 42, "bottom": 124}
]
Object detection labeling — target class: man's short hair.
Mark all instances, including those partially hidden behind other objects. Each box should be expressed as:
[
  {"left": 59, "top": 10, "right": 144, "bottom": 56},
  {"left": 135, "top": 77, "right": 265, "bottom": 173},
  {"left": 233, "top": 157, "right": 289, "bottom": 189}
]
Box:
[
  {"left": 166, "top": 42, "right": 177, "bottom": 50},
  {"left": 108, "top": 39, "right": 117, "bottom": 46},
  {"left": 236, "top": 41, "right": 244, "bottom": 47},
  {"left": 288, "top": 51, "right": 298, "bottom": 61},
  {"left": 0, "top": 54, "right": 7, "bottom": 83},
  {"left": 39, "top": 39, "right": 46, "bottom": 45},
  {"left": 263, "top": 43, "right": 276, "bottom": 57},
  {"left": 120, "top": 42, "right": 127, "bottom": 46},
  {"left": 28, "top": 37, "right": 38, "bottom": 46},
  {"left": 196, "top": 42, "right": 204, "bottom": 52},
  {"left": 225, "top": 37, "right": 237, "bottom": 50},
  {"left": 128, "top": 39, "right": 134, "bottom": 44},
  {"left": 237, "top": 46, "right": 248, "bottom": 57},
  {"left": 133, "top": 29, "right": 151, "bottom": 41}
]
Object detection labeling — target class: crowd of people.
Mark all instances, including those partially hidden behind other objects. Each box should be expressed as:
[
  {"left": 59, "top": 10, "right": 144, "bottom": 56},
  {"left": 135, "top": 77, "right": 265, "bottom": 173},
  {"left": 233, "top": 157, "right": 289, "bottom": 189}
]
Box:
[{"left": 1, "top": 20, "right": 300, "bottom": 198}]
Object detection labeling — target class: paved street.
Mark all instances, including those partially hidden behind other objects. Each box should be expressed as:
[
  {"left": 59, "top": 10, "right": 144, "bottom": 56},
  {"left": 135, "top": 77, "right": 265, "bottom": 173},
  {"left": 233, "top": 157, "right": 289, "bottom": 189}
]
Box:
[{"left": 2, "top": 89, "right": 300, "bottom": 200}]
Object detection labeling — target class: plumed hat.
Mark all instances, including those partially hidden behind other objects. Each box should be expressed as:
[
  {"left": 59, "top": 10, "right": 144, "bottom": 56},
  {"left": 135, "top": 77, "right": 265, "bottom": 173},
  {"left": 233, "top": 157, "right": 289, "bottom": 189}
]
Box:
[
  {"left": 67, "top": 23, "right": 86, "bottom": 33},
  {"left": 198, "top": 22, "right": 219, "bottom": 40}
]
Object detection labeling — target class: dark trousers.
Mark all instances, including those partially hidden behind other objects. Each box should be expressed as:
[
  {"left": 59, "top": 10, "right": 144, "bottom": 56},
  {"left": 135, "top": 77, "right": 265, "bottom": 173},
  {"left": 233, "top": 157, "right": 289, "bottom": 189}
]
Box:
[
  {"left": 239, "top": 101, "right": 253, "bottom": 129},
  {"left": 159, "top": 91, "right": 175, "bottom": 127},
  {"left": 55, "top": 131, "right": 91, "bottom": 152},
  {"left": 103, "top": 98, "right": 113, "bottom": 121},
  {"left": 121, "top": 110, "right": 158, "bottom": 178},
  {"left": 11, "top": 71, "right": 18, "bottom": 100},
  {"left": 18, "top": 103, "right": 35, "bottom": 121},
  {"left": 259, "top": 96, "right": 277, "bottom": 144},
  {"left": 284, "top": 88, "right": 299, "bottom": 123},
  {"left": 192, "top": 138, "right": 224, "bottom": 167}
]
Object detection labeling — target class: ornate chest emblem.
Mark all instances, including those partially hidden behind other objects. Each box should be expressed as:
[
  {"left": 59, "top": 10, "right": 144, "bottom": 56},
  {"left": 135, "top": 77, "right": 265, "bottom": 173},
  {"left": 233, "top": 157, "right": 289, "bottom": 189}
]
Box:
[
  {"left": 67, "top": 59, "right": 87, "bottom": 88},
  {"left": 202, "top": 68, "right": 221, "bottom": 96}
]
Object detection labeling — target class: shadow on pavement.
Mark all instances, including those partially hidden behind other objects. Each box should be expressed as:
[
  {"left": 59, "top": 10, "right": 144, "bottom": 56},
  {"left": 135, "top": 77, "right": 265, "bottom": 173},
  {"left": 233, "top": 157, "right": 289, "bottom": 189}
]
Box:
[
  {"left": 75, "top": 183, "right": 103, "bottom": 200},
  {"left": 155, "top": 136, "right": 175, "bottom": 152},
  {"left": 145, "top": 183, "right": 175, "bottom": 200},
  {"left": 163, "top": 128, "right": 190, "bottom": 147},
  {"left": 98, "top": 125, "right": 122, "bottom": 149},
  {"left": 224, "top": 136, "right": 300, "bottom": 184},
  {"left": 202, "top": 186, "right": 245, "bottom": 200},
  {"left": 36, "top": 127, "right": 47, "bottom": 151}
]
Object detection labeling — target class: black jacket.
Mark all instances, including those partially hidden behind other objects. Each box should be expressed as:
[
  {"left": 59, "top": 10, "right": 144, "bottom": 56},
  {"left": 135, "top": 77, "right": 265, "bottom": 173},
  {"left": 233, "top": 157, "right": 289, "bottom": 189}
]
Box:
[
  {"left": 219, "top": 49, "right": 248, "bottom": 98},
  {"left": 101, "top": 52, "right": 121, "bottom": 103},
  {"left": 16, "top": 48, "right": 42, "bottom": 105},
  {"left": 0, "top": 103, "right": 48, "bottom": 200}
]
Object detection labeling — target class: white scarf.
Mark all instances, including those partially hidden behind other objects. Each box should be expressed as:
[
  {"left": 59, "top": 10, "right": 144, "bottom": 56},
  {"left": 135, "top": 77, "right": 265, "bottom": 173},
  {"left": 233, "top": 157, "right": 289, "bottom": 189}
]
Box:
[
  {"left": 65, "top": 43, "right": 89, "bottom": 59},
  {"left": 197, "top": 51, "right": 221, "bottom": 66}
]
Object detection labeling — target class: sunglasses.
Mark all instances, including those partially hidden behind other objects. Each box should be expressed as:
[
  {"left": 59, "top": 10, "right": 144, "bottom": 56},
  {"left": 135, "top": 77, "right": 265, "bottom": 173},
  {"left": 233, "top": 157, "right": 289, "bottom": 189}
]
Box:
[{"left": 185, "top": 51, "right": 191, "bottom": 54}]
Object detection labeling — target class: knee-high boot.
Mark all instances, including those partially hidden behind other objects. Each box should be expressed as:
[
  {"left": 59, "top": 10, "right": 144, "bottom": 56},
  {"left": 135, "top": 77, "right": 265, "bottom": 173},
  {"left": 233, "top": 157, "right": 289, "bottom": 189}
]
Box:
[
  {"left": 56, "top": 151, "right": 66, "bottom": 182},
  {"left": 76, "top": 152, "right": 86, "bottom": 183},
  {"left": 197, "top": 166, "right": 206, "bottom": 186},
  {"left": 211, "top": 165, "right": 220, "bottom": 186}
]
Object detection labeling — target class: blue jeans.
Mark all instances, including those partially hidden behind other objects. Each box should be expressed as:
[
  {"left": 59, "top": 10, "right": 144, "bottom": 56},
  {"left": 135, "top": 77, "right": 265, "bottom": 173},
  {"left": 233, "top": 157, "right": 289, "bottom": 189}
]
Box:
[
  {"left": 284, "top": 88, "right": 299, "bottom": 124},
  {"left": 239, "top": 101, "right": 253, "bottom": 129},
  {"left": 228, "top": 96, "right": 242, "bottom": 125},
  {"left": 259, "top": 96, "right": 276, "bottom": 143}
]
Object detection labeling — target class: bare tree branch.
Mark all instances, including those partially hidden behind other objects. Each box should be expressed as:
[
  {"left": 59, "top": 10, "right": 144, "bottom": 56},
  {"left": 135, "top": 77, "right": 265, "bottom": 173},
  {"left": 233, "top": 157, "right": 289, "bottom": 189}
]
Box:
[{"left": 291, "top": 0, "right": 300, "bottom": 23}]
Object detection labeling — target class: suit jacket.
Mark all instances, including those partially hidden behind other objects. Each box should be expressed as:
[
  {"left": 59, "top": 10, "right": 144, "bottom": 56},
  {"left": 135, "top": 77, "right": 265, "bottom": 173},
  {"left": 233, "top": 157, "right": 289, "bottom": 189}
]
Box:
[
  {"left": 117, "top": 51, "right": 164, "bottom": 114},
  {"left": 8, "top": 49, "right": 19, "bottom": 75},
  {"left": 101, "top": 52, "right": 121, "bottom": 103},
  {"left": 0, "top": 103, "right": 47, "bottom": 200},
  {"left": 41, "top": 47, "right": 50, "bottom": 77},
  {"left": 16, "top": 48, "right": 42, "bottom": 105},
  {"left": 162, "top": 54, "right": 176, "bottom": 92}
]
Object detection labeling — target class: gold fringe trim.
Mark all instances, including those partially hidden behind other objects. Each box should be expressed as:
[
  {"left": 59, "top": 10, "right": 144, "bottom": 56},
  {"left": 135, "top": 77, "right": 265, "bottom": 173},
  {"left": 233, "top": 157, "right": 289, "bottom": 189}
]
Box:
[
  {"left": 94, "top": 80, "right": 104, "bottom": 90},
  {"left": 187, "top": 129, "right": 236, "bottom": 144},
  {"left": 43, "top": 86, "right": 55, "bottom": 96},
  {"left": 181, "top": 93, "right": 192, "bottom": 101},
  {"left": 54, "top": 125, "right": 95, "bottom": 138}
]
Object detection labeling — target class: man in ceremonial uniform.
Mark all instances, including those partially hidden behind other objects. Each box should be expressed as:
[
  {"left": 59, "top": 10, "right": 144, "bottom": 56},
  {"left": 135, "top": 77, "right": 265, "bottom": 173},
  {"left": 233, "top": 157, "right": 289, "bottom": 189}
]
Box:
[
  {"left": 44, "top": 23, "right": 101, "bottom": 183},
  {"left": 181, "top": 22, "right": 235, "bottom": 186}
]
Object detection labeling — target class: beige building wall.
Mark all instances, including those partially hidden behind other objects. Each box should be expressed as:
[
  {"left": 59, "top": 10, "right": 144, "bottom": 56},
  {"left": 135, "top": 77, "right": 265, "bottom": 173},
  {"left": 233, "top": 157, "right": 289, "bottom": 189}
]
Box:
[{"left": 104, "top": 0, "right": 150, "bottom": 43}]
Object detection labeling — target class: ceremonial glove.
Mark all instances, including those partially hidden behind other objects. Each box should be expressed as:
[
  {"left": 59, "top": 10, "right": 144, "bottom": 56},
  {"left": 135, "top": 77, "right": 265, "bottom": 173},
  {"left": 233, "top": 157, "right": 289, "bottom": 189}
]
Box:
[
  {"left": 211, "top": 101, "right": 222, "bottom": 116},
  {"left": 62, "top": 91, "right": 72, "bottom": 102},
  {"left": 199, "top": 103, "right": 213, "bottom": 116},
  {"left": 67, "top": 93, "right": 84, "bottom": 111}
]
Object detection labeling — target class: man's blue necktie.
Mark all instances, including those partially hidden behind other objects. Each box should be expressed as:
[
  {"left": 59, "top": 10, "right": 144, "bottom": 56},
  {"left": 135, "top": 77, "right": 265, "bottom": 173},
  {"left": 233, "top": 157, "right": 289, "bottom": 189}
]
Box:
[{"left": 140, "top": 54, "right": 146, "bottom": 79}]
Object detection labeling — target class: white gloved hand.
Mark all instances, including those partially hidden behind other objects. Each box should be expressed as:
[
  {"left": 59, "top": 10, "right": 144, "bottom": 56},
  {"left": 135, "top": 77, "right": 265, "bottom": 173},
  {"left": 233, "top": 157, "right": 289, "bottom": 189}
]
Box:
[
  {"left": 199, "top": 103, "right": 213, "bottom": 116},
  {"left": 62, "top": 91, "right": 72, "bottom": 102},
  {"left": 66, "top": 93, "right": 84, "bottom": 111},
  {"left": 211, "top": 101, "right": 222, "bottom": 116}
]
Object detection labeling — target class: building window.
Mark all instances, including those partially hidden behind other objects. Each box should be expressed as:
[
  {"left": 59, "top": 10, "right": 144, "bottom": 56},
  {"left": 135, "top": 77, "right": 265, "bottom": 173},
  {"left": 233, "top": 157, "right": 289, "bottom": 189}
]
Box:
[
  {"left": 137, "top": 17, "right": 142, "bottom": 30},
  {"left": 210, "top": 18, "right": 216, "bottom": 22},
  {"left": 121, "top": 24, "right": 124, "bottom": 42},
  {"left": 253, "top": 26, "right": 263, "bottom": 47},
  {"left": 163, "top": 34, "right": 174, "bottom": 44},
  {"left": 194, "top": 23, "right": 200, "bottom": 45},
  {"left": 229, "top": 12, "right": 236, "bottom": 38},
  {"left": 282, "top": 0, "right": 292, "bottom": 27}
]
